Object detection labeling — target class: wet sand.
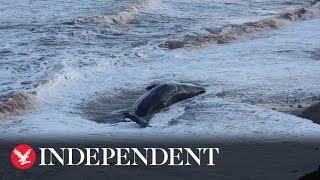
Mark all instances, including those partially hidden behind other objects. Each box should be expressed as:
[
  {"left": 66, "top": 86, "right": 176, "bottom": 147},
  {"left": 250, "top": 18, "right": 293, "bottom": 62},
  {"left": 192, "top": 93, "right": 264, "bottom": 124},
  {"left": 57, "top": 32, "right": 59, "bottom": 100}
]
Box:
[
  {"left": 216, "top": 89, "right": 320, "bottom": 125},
  {"left": 300, "top": 167, "right": 320, "bottom": 180},
  {"left": 299, "top": 102, "right": 320, "bottom": 124},
  {"left": 310, "top": 48, "right": 320, "bottom": 60}
]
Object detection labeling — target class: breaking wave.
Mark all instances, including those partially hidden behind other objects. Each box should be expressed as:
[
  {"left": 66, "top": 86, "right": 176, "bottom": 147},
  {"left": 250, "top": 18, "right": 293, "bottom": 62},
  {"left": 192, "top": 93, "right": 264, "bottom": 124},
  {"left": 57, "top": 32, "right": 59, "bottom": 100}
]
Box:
[
  {"left": 0, "top": 91, "right": 38, "bottom": 122},
  {"left": 160, "top": 1, "right": 320, "bottom": 49},
  {"left": 67, "top": 0, "right": 161, "bottom": 25}
]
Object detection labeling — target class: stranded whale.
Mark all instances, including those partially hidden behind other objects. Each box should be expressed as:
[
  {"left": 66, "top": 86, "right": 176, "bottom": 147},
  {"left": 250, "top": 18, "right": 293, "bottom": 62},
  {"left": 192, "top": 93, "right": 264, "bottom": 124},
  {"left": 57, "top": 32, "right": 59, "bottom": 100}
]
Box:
[{"left": 121, "top": 82, "right": 205, "bottom": 127}]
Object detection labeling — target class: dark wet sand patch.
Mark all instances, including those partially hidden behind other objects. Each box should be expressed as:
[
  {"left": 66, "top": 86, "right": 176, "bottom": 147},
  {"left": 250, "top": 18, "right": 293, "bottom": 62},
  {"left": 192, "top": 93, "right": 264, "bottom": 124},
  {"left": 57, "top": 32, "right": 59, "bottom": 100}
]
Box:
[
  {"left": 310, "top": 48, "right": 320, "bottom": 60},
  {"left": 216, "top": 90, "right": 320, "bottom": 124},
  {"left": 77, "top": 90, "right": 144, "bottom": 124},
  {"left": 299, "top": 166, "right": 320, "bottom": 180},
  {"left": 299, "top": 103, "right": 320, "bottom": 124}
]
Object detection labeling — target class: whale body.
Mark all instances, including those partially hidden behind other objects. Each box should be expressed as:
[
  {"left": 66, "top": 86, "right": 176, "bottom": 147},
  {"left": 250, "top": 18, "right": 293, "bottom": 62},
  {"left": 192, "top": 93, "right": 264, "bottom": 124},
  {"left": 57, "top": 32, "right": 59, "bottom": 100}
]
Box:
[{"left": 123, "top": 82, "right": 205, "bottom": 127}]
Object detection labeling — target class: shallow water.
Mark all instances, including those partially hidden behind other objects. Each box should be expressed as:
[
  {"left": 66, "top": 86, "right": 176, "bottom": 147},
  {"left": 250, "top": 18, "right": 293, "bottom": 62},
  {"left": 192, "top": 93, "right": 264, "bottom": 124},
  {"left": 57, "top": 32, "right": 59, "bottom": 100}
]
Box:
[{"left": 78, "top": 89, "right": 143, "bottom": 123}]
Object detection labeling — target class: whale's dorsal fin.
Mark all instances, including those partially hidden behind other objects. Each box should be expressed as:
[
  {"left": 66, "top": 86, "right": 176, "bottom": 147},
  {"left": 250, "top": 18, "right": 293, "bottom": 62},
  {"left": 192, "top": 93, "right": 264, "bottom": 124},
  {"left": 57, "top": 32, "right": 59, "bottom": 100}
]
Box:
[
  {"left": 125, "top": 114, "right": 150, "bottom": 127},
  {"left": 146, "top": 84, "right": 159, "bottom": 91}
]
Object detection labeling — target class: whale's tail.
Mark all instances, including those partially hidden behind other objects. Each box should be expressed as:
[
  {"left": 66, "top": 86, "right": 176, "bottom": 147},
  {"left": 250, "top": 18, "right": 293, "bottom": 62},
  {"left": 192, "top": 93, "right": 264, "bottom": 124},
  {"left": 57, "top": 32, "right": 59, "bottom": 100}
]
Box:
[{"left": 124, "top": 114, "right": 150, "bottom": 128}]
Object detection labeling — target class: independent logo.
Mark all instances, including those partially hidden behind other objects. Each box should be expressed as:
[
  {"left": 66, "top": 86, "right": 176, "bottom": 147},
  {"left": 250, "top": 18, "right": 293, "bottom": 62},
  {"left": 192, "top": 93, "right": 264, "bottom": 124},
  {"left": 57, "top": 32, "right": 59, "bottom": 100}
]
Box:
[
  {"left": 11, "top": 144, "right": 36, "bottom": 169},
  {"left": 8, "top": 146, "right": 219, "bottom": 167}
]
